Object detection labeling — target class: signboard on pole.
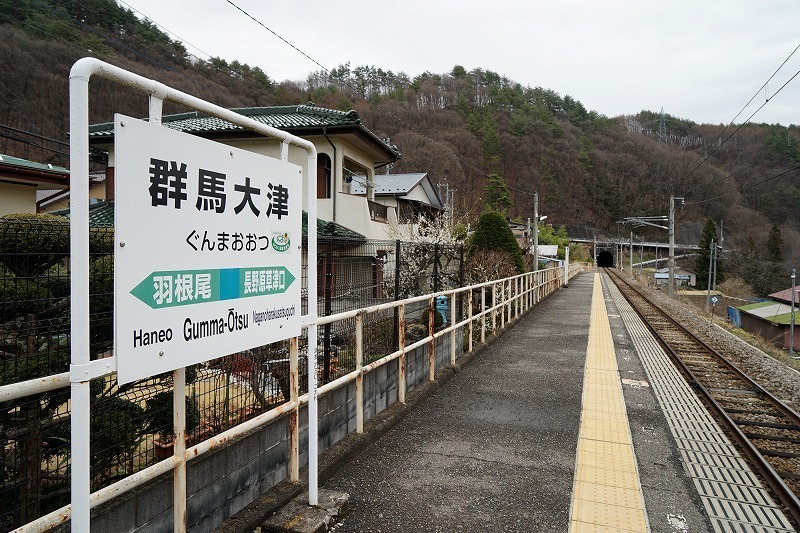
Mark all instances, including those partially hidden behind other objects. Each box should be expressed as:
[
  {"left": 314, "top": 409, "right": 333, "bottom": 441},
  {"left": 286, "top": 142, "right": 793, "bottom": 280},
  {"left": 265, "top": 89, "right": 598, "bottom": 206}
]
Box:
[{"left": 114, "top": 115, "right": 302, "bottom": 383}]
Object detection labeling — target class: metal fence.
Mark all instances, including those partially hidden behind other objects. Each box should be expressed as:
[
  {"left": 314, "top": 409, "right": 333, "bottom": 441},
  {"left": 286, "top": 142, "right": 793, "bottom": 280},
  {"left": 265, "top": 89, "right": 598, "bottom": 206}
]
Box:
[
  {"left": 0, "top": 216, "right": 468, "bottom": 531},
  {"left": 0, "top": 214, "right": 587, "bottom": 531},
  {"left": 309, "top": 238, "right": 464, "bottom": 384}
]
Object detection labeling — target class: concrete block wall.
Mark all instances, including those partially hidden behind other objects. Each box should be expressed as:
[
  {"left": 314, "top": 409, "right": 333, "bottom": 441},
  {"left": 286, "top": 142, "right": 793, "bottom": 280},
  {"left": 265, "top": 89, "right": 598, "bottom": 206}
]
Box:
[{"left": 69, "top": 328, "right": 463, "bottom": 531}]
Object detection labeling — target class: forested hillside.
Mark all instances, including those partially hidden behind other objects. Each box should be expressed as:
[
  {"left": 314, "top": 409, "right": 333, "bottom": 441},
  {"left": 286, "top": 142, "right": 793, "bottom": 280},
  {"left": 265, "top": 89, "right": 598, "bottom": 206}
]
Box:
[{"left": 2, "top": 0, "right": 800, "bottom": 293}]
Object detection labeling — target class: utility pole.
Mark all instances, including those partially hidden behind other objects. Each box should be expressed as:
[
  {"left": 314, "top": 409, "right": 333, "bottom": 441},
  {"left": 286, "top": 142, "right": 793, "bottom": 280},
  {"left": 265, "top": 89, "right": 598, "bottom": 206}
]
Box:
[
  {"left": 593, "top": 236, "right": 597, "bottom": 271},
  {"left": 712, "top": 241, "right": 718, "bottom": 290},
  {"left": 668, "top": 195, "right": 683, "bottom": 298},
  {"left": 533, "top": 192, "right": 539, "bottom": 271},
  {"left": 706, "top": 239, "right": 714, "bottom": 309},
  {"left": 629, "top": 230, "right": 633, "bottom": 278},
  {"left": 639, "top": 239, "right": 643, "bottom": 276},
  {"left": 713, "top": 220, "right": 722, "bottom": 290},
  {"left": 437, "top": 183, "right": 455, "bottom": 227}
]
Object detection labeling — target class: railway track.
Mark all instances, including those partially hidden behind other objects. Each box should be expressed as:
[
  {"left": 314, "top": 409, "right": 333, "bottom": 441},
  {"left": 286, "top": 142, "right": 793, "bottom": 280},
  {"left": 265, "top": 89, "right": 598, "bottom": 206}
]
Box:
[{"left": 605, "top": 268, "right": 800, "bottom": 524}]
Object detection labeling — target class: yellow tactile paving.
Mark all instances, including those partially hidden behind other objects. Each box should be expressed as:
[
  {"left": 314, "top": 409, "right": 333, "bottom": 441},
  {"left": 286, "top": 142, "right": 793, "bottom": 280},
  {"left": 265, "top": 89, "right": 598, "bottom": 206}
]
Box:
[{"left": 570, "top": 273, "right": 649, "bottom": 533}]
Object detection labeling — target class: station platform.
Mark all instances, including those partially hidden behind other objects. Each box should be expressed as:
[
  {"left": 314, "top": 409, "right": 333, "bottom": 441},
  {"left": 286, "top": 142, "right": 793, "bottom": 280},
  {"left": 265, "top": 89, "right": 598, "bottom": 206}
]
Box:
[{"left": 315, "top": 272, "right": 795, "bottom": 532}]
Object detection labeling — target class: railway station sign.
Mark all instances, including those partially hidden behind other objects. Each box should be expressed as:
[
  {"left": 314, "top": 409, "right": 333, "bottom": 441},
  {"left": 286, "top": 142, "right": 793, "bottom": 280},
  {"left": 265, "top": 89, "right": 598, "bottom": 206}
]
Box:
[{"left": 113, "top": 115, "right": 302, "bottom": 383}]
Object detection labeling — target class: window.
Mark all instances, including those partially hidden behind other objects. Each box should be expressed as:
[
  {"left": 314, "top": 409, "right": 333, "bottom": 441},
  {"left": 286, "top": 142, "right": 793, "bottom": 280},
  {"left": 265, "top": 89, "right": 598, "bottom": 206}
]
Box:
[{"left": 317, "top": 154, "right": 331, "bottom": 199}]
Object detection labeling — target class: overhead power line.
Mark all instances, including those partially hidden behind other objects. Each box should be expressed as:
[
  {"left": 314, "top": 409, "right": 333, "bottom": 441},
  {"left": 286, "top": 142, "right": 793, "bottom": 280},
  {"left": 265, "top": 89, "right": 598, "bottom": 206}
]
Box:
[
  {"left": 684, "top": 134, "right": 800, "bottom": 195},
  {"left": 681, "top": 41, "right": 800, "bottom": 195},
  {"left": 683, "top": 164, "right": 800, "bottom": 206},
  {"left": 225, "top": 0, "right": 539, "bottom": 199},
  {"left": 0, "top": 132, "right": 69, "bottom": 156},
  {"left": 114, "top": 0, "right": 295, "bottom": 106},
  {"left": 0, "top": 124, "right": 69, "bottom": 146}
]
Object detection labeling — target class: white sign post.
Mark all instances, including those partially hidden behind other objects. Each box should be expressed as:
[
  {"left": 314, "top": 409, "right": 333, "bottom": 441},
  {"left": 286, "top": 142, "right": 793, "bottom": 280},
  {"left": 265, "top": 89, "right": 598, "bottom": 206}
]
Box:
[
  {"left": 70, "top": 58, "right": 320, "bottom": 533},
  {"left": 114, "top": 115, "right": 302, "bottom": 383}
]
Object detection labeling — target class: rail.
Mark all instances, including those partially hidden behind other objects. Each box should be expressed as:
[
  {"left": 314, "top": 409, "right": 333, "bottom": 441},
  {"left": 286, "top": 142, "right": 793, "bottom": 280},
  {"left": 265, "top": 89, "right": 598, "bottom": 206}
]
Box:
[
  {"left": 606, "top": 267, "right": 800, "bottom": 524},
  {"left": 7, "top": 262, "right": 587, "bottom": 531}
]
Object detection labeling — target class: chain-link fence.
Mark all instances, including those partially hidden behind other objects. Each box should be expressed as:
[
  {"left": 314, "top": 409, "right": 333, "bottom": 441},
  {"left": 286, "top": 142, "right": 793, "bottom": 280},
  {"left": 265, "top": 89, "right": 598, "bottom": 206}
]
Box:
[{"left": 0, "top": 215, "right": 465, "bottom": 531}]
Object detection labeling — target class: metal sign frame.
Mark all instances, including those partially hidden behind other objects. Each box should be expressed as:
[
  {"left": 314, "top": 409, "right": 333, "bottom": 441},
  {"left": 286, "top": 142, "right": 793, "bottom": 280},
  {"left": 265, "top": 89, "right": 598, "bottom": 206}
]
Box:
[{"left": 69, "top": 58, "right": 320, "bottom": 532}]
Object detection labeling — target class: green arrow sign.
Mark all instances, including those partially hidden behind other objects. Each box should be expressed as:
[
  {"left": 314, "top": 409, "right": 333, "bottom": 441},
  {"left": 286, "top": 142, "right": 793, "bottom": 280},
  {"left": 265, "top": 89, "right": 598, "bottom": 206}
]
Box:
[{"left": 130, "top": 266, "right": 296, "bottom": 309}]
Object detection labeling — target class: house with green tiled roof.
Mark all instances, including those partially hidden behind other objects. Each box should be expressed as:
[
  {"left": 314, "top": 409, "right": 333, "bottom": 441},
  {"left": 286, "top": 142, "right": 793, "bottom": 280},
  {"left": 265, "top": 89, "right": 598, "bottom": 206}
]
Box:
[
  {"left": 89, "top": 103, "right": 409, "bottom": 299},
  {"left": 88, "top": 104, "right": 402, "bottom": 241},
  {"left": 0, "top": 154, "right": 69, "bottom": 215}
]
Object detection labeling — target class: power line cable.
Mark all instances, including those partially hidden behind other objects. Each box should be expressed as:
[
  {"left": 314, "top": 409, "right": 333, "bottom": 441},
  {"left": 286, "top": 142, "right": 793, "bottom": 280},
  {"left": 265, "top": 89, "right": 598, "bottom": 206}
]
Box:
[
  {"left": 33, "top": 0, "right": 195, "bottom": 81},
  {"left": 683, "top": 164, "right": 800, "bottom": 206},
  {"left": 687, "top": 133, "right": 800, "bottom": 194},
  {"left": 681, "top": 41, "right": 800, "bottom": 194},
  {"left": 103, "top": 0, "right": 295, "bottom": 106},
  {"left": 117, "top": 0, "right": 216, "bottom": 64},
  {"left": 225, "top": 0, "right": 539, "bottom": 199},
  {"left": 0, "top": 123, "right": 69, "bottom": 146},
  {"left": 0, "top": 78, "right": 67, "bottom": 137},
  {"left": 0, "top": 132, "right": 69, "bottom": 156}
]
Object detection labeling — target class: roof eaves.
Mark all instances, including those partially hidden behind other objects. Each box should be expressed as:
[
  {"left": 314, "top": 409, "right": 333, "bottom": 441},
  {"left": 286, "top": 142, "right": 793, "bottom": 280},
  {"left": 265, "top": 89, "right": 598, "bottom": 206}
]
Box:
[{"left": 88, "top": 106, "right": 400, "bottom": 160}]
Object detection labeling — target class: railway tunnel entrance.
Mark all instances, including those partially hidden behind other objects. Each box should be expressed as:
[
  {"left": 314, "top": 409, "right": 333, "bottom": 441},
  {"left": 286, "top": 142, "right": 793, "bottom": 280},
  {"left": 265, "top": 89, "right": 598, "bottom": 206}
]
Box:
[{"left": 597, "top": 250, "right": 614, "bottom": 268}]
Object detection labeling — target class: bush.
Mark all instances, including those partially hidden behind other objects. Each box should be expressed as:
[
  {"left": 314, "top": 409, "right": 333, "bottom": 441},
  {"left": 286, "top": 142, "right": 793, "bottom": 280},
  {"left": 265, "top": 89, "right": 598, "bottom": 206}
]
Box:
[
  {"left": 419, "top": 307, "right": 444, "bottom": 329},
  {"left": 468, "top": 211, "right": 525, "bottom": 273},
  {"left": 467, "top": 249, "right": 517, "bottom": 284},
  {"left": 717, "top": 276, "right": 755, "bottom": 300},
  {"left": 0, "top": 214, "right": 69, "bottom": 275},
  {"left": 0, "top": 265, "right": 53, "bottom": 321},
  {"left": 144, "top": 391, "right": 201, "bottom": 442}
]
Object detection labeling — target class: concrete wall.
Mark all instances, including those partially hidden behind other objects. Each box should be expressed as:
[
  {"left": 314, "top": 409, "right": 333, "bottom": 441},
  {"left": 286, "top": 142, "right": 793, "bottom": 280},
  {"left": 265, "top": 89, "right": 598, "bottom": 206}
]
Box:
[{"left": 71, "top": 330, "right": 462, "bottom": 532}]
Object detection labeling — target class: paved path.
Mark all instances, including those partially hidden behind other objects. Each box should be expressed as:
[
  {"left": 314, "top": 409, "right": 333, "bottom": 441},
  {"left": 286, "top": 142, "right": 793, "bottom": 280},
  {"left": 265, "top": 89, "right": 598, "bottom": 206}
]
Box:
[{"left": 323, "top": 273, "right": 594, "bottom": 531}]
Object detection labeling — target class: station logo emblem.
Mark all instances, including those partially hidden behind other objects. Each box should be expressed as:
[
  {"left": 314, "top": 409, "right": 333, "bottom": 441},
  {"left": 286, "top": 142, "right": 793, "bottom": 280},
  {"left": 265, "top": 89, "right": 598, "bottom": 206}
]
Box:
[{"left": 271, "top": 231, "right": 290, "bottom": 253}]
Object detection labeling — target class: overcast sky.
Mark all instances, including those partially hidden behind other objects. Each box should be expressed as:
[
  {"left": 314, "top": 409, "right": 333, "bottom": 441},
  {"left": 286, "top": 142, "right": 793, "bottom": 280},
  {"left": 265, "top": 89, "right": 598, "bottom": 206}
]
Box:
[{"left": 121, "top": 0, "right": 800, "bottom": 126}]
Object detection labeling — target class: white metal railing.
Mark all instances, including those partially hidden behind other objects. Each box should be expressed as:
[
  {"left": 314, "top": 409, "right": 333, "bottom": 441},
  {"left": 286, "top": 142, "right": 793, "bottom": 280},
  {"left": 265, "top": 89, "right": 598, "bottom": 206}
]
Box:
[{"left": 8, "top": 261, "right": 587, "bottom": 532}]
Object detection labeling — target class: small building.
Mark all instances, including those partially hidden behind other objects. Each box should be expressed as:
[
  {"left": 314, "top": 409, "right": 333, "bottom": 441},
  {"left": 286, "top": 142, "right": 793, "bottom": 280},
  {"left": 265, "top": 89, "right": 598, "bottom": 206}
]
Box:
[
  {"left": 653, "top": 267, "right": 696, "bottom": 287},
  {"left": 736, "top": 300, "right": 800, "bottom": 350},
  {"left": 350, "top": 172, "right": 443, "bottom": 225}
]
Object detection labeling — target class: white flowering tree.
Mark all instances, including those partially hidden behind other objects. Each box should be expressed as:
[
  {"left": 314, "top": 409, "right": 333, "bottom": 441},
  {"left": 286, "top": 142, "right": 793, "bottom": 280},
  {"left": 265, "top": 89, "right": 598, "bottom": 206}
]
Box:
[{"left": 387, "top": 214, "right": 465, "bottom": 298}]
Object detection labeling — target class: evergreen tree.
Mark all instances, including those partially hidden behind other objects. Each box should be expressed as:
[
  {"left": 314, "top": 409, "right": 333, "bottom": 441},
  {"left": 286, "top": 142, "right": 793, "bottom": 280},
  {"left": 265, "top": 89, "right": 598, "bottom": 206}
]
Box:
[
  {"left": 695, "top": 219, "right": 719, "bottom": 290},
  {"left": 468, "top": 210, "right": 525, "bottom": 273},
  {"left": 767, "top": 224, "right": 783, "bottom": 262},
  {"left": 483, "top": 174, "right": 512, "bottom": 213}
]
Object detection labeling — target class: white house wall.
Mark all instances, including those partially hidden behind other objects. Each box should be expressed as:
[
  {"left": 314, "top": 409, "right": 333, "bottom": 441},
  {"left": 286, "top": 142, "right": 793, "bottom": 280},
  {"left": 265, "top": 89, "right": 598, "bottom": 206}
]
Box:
[{"left": 403, "top": 185, "right": 431, "bottom": 205}]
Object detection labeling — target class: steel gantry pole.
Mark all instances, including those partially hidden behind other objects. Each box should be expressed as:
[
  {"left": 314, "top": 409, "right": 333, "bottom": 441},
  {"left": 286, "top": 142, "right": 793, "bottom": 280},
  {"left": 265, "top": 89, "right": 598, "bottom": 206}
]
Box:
[{"left": 668, "top": 195, "right": 676, "bottom": 298}]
